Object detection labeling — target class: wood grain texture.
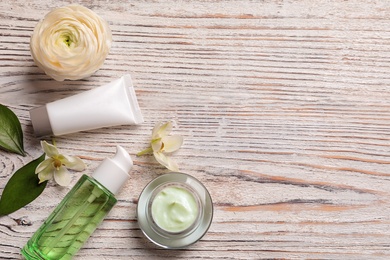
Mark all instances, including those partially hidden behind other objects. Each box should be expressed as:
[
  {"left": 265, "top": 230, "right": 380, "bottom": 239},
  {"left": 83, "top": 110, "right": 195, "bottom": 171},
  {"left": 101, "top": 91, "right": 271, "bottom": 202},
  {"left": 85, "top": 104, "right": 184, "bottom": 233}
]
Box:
[{"left": 1, "top": 0, "right": 390, "bottom": 259}]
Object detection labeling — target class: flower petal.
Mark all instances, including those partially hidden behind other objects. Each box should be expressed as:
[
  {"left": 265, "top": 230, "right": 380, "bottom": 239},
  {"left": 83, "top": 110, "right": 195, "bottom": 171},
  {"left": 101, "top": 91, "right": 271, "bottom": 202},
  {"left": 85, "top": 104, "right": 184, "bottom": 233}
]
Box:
[
  {"left": 35, "top": 158, "right": 54, "bottom": 174},
  {"left": 153, "top": 152, "right": 179, "bottom": 172},
  {"left": 41, "top": 141, "right": 59, "bottom": 158},
  {"left": 152, "top": 121, "right": 172, "bottom": 139},
  {"left": 54, "top": 166, "right": 72, "bottom": 186},
  {"left": 161, "top": 135, "right": 183, "bottom": 153},
  {"left": 37, "top": 163, "right": 55, "bottom": 184},
  {"left": 151, "top": 139, "right": 163, "bottom": 153},
  {"left": 59, "top": 155, "right": 86, "bottom": 171}
]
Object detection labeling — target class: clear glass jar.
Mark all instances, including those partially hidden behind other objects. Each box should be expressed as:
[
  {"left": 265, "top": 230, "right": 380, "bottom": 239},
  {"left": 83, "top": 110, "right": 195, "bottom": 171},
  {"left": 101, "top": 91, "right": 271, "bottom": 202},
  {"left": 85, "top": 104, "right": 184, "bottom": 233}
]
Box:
[{"left": 137, "top": 172, "right": 213, "bottom": 249}]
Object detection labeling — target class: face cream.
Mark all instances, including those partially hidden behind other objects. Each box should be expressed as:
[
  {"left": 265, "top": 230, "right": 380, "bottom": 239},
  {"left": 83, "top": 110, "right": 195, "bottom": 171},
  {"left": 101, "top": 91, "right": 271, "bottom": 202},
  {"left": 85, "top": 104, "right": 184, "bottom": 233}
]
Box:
[
  {"left": 151, "top": 186, "right": 199, "bottom": 233},
  {"left": 137, "top": 172, "right": 213, "bottom": 249},
  {"left": 29, "top": 74, "right": 143, "bottom": 137}
]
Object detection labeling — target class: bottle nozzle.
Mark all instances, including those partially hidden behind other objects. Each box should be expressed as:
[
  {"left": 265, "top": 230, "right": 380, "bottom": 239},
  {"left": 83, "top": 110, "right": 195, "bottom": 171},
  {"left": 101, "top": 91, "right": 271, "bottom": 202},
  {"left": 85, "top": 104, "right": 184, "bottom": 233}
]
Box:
[
  {"left": 92, "top": 145, "right": 133, "bottom": 195},
  {"left": 113, "top": 145, "right": 133, "bottom": 173}
]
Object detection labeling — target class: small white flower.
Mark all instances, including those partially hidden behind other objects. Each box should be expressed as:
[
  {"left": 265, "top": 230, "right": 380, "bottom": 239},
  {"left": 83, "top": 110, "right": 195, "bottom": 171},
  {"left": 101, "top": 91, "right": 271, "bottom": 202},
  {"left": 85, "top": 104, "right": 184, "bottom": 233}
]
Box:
[
  {"left": 30, "top": 4, "right": 112, "bottom": 81},
  {"left": 137, "top": 121, "right": 183, "bottom": 171},
  {"left": 35, "top": 141, "right": 86, "bottom": 186}
]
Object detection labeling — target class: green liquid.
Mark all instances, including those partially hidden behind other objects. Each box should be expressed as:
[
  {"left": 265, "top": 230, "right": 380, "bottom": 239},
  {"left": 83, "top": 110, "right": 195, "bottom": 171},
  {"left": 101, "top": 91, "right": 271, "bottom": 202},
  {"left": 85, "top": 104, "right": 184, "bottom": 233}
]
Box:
[
  {"left": 151, "top": 186, "right": 199, "bottom": 233},
  {"left": 22, "top": 175, "right": 116, "bottom": 260}
]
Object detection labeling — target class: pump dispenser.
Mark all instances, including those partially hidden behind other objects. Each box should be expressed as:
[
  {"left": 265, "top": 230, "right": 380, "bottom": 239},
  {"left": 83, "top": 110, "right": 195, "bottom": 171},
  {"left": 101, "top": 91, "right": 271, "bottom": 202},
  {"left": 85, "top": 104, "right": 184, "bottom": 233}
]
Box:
[
  {"left": 92, "top": 145, "right": 132, "bottom": 195},
  {"left": 22, "top": 145, "right": 132, "bottom": 260}
]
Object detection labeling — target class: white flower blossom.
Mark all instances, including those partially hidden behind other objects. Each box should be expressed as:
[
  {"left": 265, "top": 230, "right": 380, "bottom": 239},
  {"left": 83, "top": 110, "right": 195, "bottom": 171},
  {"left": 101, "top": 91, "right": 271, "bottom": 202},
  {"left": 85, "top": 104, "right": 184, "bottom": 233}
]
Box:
[
  {"left": 137, "top": 121, "right": 183, "bottom": 171},
  {"left": 30, "top": 4, "right": 112, "bottom": 81},
  {"left": 35, "top": 141, "right": 86, "bottom": 186}
]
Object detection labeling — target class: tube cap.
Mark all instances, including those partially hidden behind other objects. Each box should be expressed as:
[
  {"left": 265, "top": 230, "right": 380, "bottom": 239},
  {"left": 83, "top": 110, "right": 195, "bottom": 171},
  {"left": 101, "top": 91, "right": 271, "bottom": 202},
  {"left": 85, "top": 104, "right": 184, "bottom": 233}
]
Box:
[
  {"left": 29, "top": 106, "right": 53, "bottom": 137},
  {"left": 92, "top": 145, "right": 133, "bottom": 195}
]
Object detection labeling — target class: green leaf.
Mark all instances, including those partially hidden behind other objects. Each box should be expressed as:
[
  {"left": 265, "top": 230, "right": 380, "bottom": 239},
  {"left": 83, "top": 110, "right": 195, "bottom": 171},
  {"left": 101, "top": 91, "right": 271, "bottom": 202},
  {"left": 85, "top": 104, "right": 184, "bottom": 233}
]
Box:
[
  {"left": 0, "top": 154, "right": 46, "bottom": 215},
  {"left": 0, "top": 104, "right": 25, "bottom": 156}
]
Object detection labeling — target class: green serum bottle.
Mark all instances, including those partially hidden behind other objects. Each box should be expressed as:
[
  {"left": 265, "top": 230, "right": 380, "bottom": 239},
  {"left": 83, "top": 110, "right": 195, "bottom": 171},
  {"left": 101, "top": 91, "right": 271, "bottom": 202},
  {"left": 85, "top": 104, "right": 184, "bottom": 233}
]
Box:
[{"left": 21, "top": 145, "right": 133, "bottom": 260}]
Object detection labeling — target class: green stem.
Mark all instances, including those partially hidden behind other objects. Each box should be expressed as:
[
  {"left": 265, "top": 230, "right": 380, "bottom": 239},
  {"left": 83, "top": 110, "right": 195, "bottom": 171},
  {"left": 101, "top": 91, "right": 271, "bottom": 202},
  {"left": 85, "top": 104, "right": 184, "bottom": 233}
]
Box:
[
  {"left": 136, "top": 147, "right": 153, "bottom": 156},
  {"left": 52, "top": 138, "right": 57, "bottom": 147}
]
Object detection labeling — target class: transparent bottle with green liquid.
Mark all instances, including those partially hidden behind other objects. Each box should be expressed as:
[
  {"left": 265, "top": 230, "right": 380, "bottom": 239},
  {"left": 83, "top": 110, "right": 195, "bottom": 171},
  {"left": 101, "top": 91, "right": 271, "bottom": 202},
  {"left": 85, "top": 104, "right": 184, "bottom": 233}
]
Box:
[{"left": 22, "top": 145, "right": 133, "bottom": 259}]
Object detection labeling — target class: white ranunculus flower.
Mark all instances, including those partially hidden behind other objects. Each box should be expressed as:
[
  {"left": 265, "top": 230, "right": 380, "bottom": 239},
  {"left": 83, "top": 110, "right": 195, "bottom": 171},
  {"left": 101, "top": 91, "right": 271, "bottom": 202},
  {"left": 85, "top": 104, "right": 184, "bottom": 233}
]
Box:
[{"left": 30, "top": 4, "right": 112, "bottom": 81}]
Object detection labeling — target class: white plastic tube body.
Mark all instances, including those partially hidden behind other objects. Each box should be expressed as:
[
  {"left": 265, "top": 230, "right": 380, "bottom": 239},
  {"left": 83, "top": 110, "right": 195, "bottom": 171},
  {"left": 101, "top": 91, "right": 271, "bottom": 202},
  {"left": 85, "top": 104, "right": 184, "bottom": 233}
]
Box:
[{"left": 30, "top": 74, "right": 143, "bottom": 136}]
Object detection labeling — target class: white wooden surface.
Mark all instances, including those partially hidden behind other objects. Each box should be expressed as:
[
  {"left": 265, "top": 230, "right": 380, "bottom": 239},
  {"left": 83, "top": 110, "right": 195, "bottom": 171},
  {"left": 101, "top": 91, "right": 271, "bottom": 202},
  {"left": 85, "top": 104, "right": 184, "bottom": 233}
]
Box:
[{"left": 1, "top": 0, "right": 390, "bottom": 259}]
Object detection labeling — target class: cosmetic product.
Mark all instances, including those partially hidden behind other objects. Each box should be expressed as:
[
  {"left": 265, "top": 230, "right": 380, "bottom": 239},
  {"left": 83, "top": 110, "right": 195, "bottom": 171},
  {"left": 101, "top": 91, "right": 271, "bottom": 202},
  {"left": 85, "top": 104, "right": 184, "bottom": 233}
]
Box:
[
  {"left": 137, "top": 172, "right": 213, "bottom": 249},
  {"left": 30, "top": 74, "right": 143, "bottom": 137},
  {"left": 22, "top": 145, "right": 132, "bottom": 260}
]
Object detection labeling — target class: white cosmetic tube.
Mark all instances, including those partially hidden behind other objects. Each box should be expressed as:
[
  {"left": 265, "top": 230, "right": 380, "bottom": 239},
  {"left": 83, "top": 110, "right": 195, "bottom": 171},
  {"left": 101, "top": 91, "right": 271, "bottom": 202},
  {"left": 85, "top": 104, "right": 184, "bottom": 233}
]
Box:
[{"left": 30, "top": 74, "right": 144, "bottom": 137}]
